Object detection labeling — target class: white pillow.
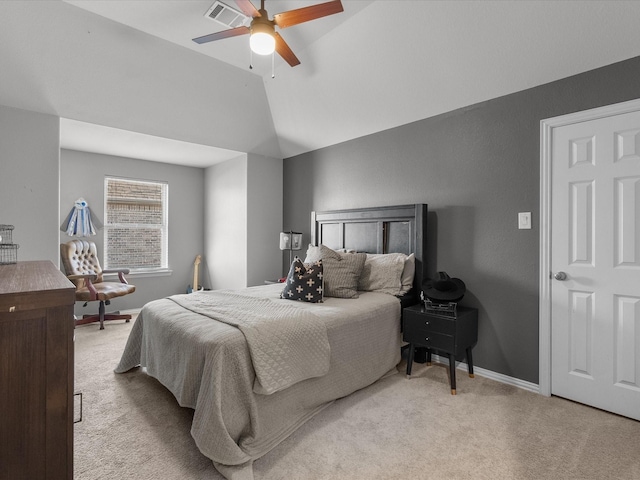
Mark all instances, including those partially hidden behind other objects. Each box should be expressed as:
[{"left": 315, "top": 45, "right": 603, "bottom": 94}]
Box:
[
  {"left": 303, "top": 244, "right": 322, "bottom": 263},
  {"left": 399, "top": 253, "right": 415, "bottom": 294},
  {"left": 358, "top": 253, "right": 407, "bottom": 295}
]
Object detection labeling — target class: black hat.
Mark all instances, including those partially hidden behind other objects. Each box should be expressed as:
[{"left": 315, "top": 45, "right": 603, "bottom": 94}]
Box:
[{"left": 422, "top": 272, "right": 466, "bottom": 303}]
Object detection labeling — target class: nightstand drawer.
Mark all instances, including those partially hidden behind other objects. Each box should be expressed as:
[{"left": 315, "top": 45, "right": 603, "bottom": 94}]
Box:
[
  {"left": 404, "top": 312, "right": 455, "bottom": 335},
  {"left": 405, "top": 330, "right": 454, "bottom": 351}
]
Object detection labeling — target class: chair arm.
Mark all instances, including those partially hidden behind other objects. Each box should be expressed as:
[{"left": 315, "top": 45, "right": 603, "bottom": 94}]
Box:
[
  {"left": 67, "top": 273, "right": 98, "bottom": 282},
  {"left": 103, "top": 268, "right": 131, "bottom": 284},
  {"left": 66, "top": 274, "right": 99, "bottom": 298}
]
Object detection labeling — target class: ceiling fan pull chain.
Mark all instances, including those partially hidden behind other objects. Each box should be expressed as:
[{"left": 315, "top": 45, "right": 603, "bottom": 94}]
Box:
[
  {"left": 249, "top": 47, "right": 253, "bottom": 70},
  {"left": 272, "top": 51, "right": 275, "bottom": 79}
]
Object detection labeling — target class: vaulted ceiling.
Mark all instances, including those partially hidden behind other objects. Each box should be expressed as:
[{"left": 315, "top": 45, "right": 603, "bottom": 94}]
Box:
[{"left": 2, "top": 1, "right": 640, "bottom": 166}]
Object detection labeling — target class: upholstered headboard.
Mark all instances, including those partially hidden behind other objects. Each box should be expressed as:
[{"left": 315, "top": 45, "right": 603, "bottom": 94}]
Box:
[{"left": 311, "top": 204, "right": 428, "bottom": 298}]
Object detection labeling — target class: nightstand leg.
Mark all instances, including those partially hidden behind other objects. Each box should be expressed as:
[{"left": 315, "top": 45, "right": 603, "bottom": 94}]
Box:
[
  {"left": 426, "top": 349, "right": 432, "bottom": 366},
  {"left": 466, "top": 347, "right": 475, "bottom": 378},
  {"left": 406, "top": 344, "right": 415, "bottom": 378},
  {"left": 448, "top": 353, "right": 456, "bottom": 395}
]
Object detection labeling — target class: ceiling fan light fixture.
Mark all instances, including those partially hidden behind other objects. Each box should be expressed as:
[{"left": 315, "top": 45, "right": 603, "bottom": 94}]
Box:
[
  {"left": 250, "top": 22, "right": 275, "bottom": 55},
  {"left": 193, "top": 0, "right": 344, "bottom": 68}
]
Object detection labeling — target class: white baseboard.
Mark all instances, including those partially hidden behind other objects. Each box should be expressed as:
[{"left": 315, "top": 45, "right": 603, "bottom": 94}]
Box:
[{"left": 429, "top": 353, "right": 540, "bottom": 394}]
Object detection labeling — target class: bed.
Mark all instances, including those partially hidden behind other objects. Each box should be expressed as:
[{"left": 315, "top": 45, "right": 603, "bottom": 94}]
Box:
[{"left": 115, "top": 204, "right": 428, "bottom": 480}]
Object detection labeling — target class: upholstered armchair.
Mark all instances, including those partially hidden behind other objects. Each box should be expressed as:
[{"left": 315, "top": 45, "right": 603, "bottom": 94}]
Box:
[{"left": 60, "top": 240, "right": 136, "bottom": 329}]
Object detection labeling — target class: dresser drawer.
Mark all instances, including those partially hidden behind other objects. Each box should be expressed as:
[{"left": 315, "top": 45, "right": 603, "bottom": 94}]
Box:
[{"left": 404, "top": 311, "right": 456, "bottom": 335}]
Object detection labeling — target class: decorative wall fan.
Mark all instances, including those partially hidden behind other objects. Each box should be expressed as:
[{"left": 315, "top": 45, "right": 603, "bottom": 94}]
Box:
[{"left": 193, "top": 0, "right": 344, "bottom": 67}]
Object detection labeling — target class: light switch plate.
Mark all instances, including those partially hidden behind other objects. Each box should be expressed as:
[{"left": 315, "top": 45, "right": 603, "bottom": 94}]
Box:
[{"left": 518, "top": 212, "right": 532, "bottom": 229}]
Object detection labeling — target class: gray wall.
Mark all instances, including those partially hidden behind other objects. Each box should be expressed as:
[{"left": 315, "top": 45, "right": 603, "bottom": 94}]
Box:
[
  {"left": 60, "top": 149, "right": 205, "bottom": 314},
  {"left": 0, "top": 105, "right": 61, "bottom": 264},
  {"left": 283, "top": 56, "right": 640, "bottom": 384},
  {"left": 246, "top": 154, "right": 284, "bottom": 286}
]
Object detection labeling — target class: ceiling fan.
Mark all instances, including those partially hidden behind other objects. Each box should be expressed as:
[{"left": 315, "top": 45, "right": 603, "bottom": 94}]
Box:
[{"left": 192, "top": 0, "right": 344, "bottom": 67}]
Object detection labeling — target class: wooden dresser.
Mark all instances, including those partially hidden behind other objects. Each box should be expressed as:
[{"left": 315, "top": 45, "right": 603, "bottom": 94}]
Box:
[{"left": 0, "top": 261, "right": 76, "bottom": 480}]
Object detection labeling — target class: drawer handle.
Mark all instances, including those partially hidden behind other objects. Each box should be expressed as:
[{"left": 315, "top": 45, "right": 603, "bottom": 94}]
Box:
[
  {"left": 425, "top": 337, "right": 430, "bottom": 342},
  {"left": 425, "top": 321, "right": 430, "bottom": 326}
]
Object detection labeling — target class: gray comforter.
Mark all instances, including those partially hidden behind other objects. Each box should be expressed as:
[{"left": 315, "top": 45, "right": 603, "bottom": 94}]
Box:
[
  {"left": 115, "top": 284, "right": 402, "bottom": 480},
  {"left": 169, "top": 291, "right": 331, "bottom": 395}
]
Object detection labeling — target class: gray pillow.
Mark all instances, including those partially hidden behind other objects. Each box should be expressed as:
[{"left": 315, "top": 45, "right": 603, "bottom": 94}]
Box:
[{"left": 305, "top": 244, "right": 366, "bottom": 298}]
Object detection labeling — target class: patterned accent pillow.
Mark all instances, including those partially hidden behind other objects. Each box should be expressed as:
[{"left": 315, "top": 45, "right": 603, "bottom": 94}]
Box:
[{"left": 280, "top": 258, "right": 324, "bottom": 303}]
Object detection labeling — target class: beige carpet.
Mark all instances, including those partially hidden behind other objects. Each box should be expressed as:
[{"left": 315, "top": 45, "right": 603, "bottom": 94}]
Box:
[{"left": 74, "top": 319, "right": 640, "bottom": 480}]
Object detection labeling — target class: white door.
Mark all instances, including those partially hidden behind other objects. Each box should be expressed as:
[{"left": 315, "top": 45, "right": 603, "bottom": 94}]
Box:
[{"left": 548, "top": 107, "right": 640, "bottom": 420}]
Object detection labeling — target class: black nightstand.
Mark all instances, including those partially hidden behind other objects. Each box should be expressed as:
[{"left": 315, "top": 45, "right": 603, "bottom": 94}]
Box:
[{"left": 403, "top": 304, "right": 478, "bottom": 395}]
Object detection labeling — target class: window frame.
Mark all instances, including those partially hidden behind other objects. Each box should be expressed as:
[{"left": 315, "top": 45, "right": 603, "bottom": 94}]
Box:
[{"left": 103, "top": 176, "right": 169, "bottom": 274}]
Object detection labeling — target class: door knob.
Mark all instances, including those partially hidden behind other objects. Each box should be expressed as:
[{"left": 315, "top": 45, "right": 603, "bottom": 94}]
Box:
[{"left": 554, "top": 271, "right": 567, "bottom": 281}]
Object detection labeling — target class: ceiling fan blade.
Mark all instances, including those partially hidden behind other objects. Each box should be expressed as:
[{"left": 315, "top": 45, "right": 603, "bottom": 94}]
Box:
[
  {"left": 192, "top": 26, "right": 250, "bottom": 44},
  {"left": 274, "top": 33, "right": 300, "bottom": 67},
  {"left": 274, "top": 0, "right": 343, "bottom": 29},
  {"left": 235, "top": 0, "right": 260, "bottom": 18}
]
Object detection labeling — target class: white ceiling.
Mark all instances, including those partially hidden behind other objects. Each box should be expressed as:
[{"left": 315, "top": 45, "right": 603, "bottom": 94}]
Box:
[
  {"left": 64, "top": 0, "right": 371, "bottom": 74},
  {"left": 8, "top": 1, "right": 640, "bottom": 165},
  {"left": 59, "top": 0, "right": 368, "bottom": 166},
  {"left": 60, "top": 118, "right": 243, "bottom": 167}
]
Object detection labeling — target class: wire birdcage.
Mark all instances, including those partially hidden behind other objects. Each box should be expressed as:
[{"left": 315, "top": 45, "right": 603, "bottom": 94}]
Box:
[
  {"left": 0, "top": 225, "right": 14, "bottom": 245},
  {"left": 0, "top": 244, "right": 18, "bottom": 265},
  {"left": 0, "top": 225, "right": 18, "bottom": 264}
]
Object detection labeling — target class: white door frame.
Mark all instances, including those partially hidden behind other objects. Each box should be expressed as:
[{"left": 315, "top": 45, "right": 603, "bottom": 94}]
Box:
[{"left": 539, "top": 97, "right": 640, "bottom": 396}]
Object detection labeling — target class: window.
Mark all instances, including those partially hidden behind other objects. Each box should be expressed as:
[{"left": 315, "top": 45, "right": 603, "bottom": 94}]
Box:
[{"left": 104, "top": 176, "right": 168, "bottom": 272}]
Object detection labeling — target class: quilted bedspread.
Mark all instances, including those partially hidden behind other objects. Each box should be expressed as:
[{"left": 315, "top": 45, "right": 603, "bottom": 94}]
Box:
[
  {"left": 168, "top": 291, "right": 330, "bottom": 395},
  {"left": 115, "top": 284, "right": 402, "bottom": 480}
]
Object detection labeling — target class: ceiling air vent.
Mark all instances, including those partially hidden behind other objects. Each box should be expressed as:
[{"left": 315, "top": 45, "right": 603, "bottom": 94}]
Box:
[{"left": 204, "top": 1, "right": 250, "bottom": 28}]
